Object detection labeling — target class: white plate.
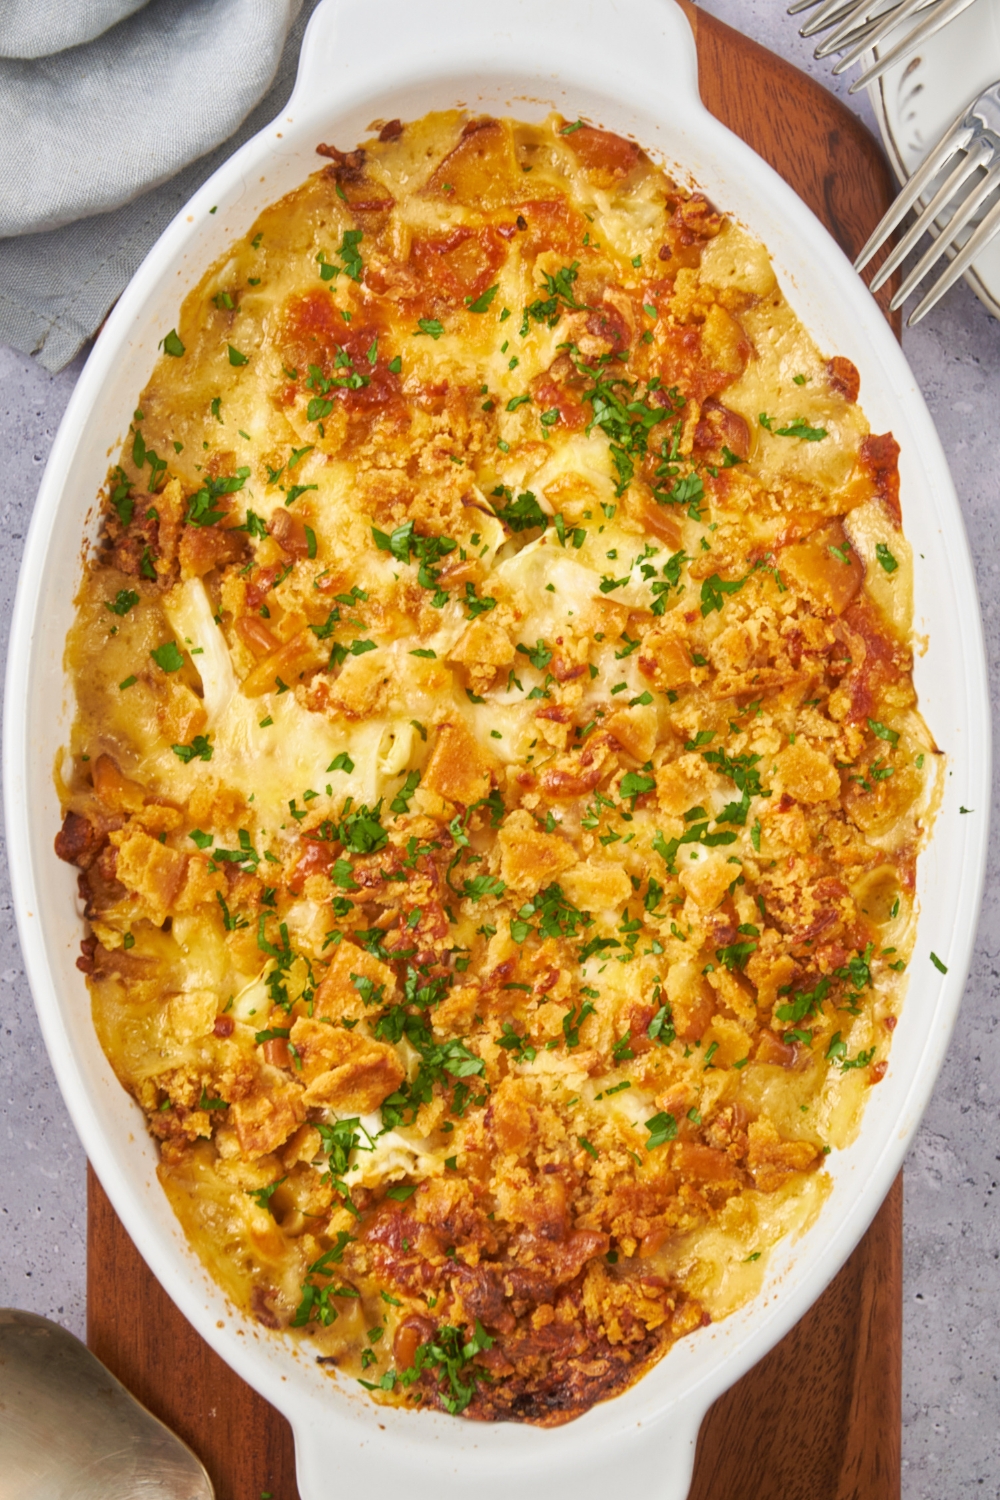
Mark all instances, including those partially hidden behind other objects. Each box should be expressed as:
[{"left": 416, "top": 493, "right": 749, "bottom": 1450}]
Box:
[
  {"left": 3, "top": 2, "right": 991, "bottom": 1498},
  {"left": 868, "top": 0, "right": 1000, "bottom": 318}
]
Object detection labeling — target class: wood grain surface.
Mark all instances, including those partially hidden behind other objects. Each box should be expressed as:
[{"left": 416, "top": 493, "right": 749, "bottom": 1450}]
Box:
[{"left": 87, "top": 6, "right": 903, "bottom": 1497}]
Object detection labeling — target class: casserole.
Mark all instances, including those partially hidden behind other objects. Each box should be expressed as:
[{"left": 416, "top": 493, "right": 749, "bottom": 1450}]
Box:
[
  {"left": 56, "top": 99, "right": 934, "bottom": 1418},
  {"left": 4, "top": 0, "right": 989, "bottom": 1493}
]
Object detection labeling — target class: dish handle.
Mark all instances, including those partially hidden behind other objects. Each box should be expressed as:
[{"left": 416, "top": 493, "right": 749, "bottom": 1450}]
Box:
[
  {"left": 290, "top": 0, "right": 703, "bottom": 129},
  {"left": 291, "top": 1392, "right": 706, "bottom": 1500}
]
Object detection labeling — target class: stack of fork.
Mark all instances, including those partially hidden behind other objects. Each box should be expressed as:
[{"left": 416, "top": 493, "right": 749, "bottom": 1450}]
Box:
[
  {"left": 856, "top": 83, "right": 1000, "bottom": 323},
  {"left": 790, "top": 0, "right": 1000, "bottom": 323},
  {"left": 788, "top": 0, "right": 979, "bottom": 91}
]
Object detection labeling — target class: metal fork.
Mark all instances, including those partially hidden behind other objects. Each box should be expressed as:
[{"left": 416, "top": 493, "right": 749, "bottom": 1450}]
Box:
[
  {"left": 786, "top": 0, "right": 979, "bottom": 93},
  {"left": 854, "top": 81, "right": 1000, "bottom": 324}
]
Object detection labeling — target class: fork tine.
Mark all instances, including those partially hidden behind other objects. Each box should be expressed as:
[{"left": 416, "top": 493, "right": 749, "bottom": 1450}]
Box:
[
  {"left": 827, "top": 0, "right": 927, "bottom": 67},
  {"left": 815, "top": 20, "right": 881, "bottom": 59},
  {"left": 890, "top": 161, "right": 1000, "bottom": 308},
  {"left": 848, "top": 0, "right": 980, "bottom": 90},
  {"left": 809, "top": 0, "right": 869, "bottom": 44},
  {"left": 787, "top": 0, "right": 827, "bottom": 14},
  {"left": 817, "top": 0, "right": 920, "bottom": 58},
  {"left": 799, "top": 0, "right": 865, "bottom": 40},
  {"left": 797, "top": 0, "right": 858, "bottom": 33},
  {"left": 868, "top": 141, "right": 993, "bottom": 291},
  {"left": 907, "top": 191, "right": 1000, "bottom": 324},
  {"left": 854, "top": 114, "right": 975, "bottom": 271}
]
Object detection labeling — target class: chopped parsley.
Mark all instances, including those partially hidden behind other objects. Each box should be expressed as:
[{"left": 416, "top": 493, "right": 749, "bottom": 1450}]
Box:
[
  {"left": 702, "top": 746, "right": 769, "bottom": 826},
  {"left": 466, "top": 283, "right": 499, "bottom": 313},
  {"left": 246, "top": 1177, "right": 287, "bottom": 1213},
  {"left": 619, "top": 770, "right": 656, "bottom": 806},
  {"left": 516, "top": 638, "right": 552, "bottom": 671},
  {"left": 490, "top": 486, "right": 548, "bottom": 532},
  {"left": 317, "top": 228, "right": 363, "bottom": 283},
  {"left": 292, "top": 1232, "right": 356, "bottom": 1327},
  {"left": 511, "top": 885, "right": 591, "bottom": 946},
  {"left": 150, "top": 641, "right": 184, "bottom": 673},
  {"left": 171, "top": 734, "right": 213, "bottom": 763},
  {"left": 337, "top": 801, "right": 388, "bottom": 854},
  {"left": 652, "top": 820, "right": 737, "bottom": 874},
  {"left": 390, "top": 769, "right": 421, "bottom": 816},
  {"left": 644, "top": 1111, "right": 678, "bottom": 1150},
  {"left": 185, "top": 466, "right": 250, "bottom": 527},
  {"left": 700, "top": 571, "right": 747, "bottom": 616},
  {"left": 497, "top": 1023, "right": 537, "bottom": 1064},
  {"left": 868, "top": 718, "right": 899, "bottom": 746},
  {"left": 372, "top": 519, "right": 457, "bottom": 597},
  {"left": 563, "top": 344, "right": 682, "bottom": 496},
  {"left": 522, "top": 262, "right": 584, "bottom": 332},
  {"left": 759, "top": 412, "right": 827, "bottom": 441},
  {"left": 106, "top": 589, "right": 139, "bottom": 616},
  {"left": 379, "top": 1320, "right": 494, "bottom": 1414}
]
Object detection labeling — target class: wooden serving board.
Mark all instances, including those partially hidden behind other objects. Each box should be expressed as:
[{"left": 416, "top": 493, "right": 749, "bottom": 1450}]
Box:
[{"left": 87, "top": 7, "right": 902, "bottom": 1496}]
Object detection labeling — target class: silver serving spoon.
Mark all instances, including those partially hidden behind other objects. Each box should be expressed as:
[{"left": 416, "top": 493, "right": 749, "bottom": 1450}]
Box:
[{"left": 0, "top": 1308, "right": 214, "bottom": 1499}]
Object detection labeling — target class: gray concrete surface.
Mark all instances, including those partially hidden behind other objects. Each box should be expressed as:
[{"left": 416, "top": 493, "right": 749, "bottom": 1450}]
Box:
[
  {"left": 0, "top": 340, "right": 88, "bottom": 1336},
  {"left": 0, "top": 5, "right": 997, "bottom": 1495}
]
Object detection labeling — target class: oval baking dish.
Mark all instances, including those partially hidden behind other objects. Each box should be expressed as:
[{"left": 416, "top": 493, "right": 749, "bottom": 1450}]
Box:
[{"left": 4, "top": 2, "right": 989, "bottom": 1497}]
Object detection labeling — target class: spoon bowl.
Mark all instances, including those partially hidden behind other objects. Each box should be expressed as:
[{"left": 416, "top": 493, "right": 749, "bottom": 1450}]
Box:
[{"left": 0, "top": 1308, "right": 214, "bottom": 1500}]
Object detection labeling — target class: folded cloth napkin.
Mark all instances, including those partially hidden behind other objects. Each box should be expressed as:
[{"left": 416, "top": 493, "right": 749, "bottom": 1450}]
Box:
[
  {"left": 0, "top": 1, "right": 152, "bottom": 62},
  {"left": 0, "top": 0, "right": 323, "bottom": 372}
]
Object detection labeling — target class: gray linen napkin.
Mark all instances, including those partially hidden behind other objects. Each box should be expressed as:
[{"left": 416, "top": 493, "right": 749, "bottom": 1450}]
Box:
[
  {"left": 0, "top": 1, "right": 152, "bottom": 61},
  {"left": 0, "top": 0, "right": 323, "bottom": 372}
]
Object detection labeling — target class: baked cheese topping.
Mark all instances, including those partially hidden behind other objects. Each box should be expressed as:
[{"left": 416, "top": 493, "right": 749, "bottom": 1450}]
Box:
[{"left": 57, "top": 111, "right": 934, "bottom": 1424}]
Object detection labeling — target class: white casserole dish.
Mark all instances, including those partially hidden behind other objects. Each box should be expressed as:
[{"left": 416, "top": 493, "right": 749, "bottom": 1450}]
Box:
[{"left": 3, "top": 1, "right": 990, "bottom": 1495}]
